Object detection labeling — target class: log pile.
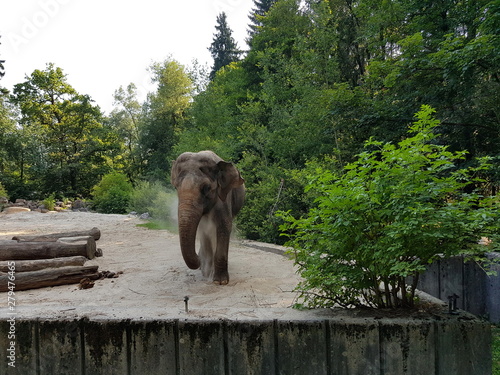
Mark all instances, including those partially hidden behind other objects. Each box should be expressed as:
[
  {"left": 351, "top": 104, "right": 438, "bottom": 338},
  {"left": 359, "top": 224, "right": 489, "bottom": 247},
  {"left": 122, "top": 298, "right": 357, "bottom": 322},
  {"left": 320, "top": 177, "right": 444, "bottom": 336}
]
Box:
[{"left": 0, "top": 227, "right": 107, "bottom": 292}]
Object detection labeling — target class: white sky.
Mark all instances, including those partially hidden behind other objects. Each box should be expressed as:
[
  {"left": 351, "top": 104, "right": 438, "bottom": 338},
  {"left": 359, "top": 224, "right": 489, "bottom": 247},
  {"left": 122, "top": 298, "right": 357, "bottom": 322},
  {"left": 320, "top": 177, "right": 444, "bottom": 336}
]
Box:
[{"left": 0, "top": 0, "right": 254, "bottom": 114}]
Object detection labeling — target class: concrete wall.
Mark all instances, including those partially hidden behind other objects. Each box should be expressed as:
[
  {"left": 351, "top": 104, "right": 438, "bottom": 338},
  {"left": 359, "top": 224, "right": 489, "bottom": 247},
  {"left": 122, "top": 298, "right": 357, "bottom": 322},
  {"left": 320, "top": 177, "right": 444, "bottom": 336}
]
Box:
[
  {"left": 0, "top": 313, "right": 491, "bottom": 375},
  {"left": 418, "top": 252, "right": 500, "bottom": 323}
]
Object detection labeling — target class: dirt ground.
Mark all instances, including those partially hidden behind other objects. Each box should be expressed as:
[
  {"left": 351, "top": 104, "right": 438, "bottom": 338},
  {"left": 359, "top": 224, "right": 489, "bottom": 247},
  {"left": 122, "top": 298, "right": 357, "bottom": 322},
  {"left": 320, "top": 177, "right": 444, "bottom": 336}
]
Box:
[{"left": 0, "top": 210, "right": 308, "bottom": 321}]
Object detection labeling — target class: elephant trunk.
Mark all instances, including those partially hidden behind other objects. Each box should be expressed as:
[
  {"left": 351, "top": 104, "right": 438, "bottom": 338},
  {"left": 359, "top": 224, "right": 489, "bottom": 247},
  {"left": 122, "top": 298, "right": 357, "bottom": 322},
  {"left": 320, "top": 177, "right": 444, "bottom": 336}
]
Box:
[{"left": 177, "top": 201, "right": 202, "bottom": 270}]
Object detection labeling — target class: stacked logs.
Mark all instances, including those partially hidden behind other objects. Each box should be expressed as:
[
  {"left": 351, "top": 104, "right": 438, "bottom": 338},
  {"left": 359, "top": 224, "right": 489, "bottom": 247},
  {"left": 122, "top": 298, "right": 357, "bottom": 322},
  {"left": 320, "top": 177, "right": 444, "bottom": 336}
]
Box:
[{"left": 0, "top": 228, "right": 102, "bottom": 292}]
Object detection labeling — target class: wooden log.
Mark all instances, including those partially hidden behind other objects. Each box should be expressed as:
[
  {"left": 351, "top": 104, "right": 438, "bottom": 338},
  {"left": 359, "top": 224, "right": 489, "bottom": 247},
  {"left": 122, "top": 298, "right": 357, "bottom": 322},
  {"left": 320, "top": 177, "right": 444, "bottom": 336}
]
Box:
[
  {"left": 0, "top": 256, "right": 87, "bottom": 273},
  {"left": 0, "top": 237, "right": 97, "bottom": 261},
  {"left": 57, "top": 237, "right": 104, "bottom": 257},
  {"left": 0, "top": 265, "right": 99, "bottom": 292},
  {"left": 0, "top": 240, "right": 19, "bottom": 245},
  {"left": 57, "top": 236, "right": 94, "bottom": 244},
  {"left": 12, "top": 227, "right": 101, "bottom": 242}
]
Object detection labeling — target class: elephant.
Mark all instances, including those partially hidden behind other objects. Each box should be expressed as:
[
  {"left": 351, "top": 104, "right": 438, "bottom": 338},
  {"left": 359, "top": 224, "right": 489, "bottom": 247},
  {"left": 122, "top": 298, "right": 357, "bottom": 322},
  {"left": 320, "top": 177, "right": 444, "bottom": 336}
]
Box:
[{"left": 171, "top": 151, "right": 245, "bottom": 285}]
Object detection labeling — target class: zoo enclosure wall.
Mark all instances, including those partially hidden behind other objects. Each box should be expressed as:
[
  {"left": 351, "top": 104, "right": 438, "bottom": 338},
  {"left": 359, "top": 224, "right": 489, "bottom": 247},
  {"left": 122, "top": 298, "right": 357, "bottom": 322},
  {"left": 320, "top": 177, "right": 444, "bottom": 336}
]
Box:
[{"left": 0, "top": 313, "right": 491, "bottom": 375}]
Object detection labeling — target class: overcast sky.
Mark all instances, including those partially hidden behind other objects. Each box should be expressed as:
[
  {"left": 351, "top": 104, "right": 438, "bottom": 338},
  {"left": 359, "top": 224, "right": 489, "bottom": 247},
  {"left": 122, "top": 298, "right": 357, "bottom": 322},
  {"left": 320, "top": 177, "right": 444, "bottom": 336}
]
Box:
[{"left": 0, "top": 0, "right": 254, "bottom": 114}]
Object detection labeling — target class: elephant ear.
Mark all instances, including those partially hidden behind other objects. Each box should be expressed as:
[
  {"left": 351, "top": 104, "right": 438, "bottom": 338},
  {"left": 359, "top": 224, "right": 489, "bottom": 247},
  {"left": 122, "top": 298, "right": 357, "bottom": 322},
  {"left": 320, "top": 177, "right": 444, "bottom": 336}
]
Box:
[{"left": 217, "top": 161, "right": 244, "bottom": 202}]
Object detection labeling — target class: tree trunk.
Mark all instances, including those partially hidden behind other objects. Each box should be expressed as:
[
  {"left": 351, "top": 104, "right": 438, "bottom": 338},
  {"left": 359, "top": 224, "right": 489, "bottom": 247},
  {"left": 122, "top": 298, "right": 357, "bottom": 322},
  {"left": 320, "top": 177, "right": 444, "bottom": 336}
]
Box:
[
  {"left": 0, "top": 265, "right": 99, "bottom": 292},
  {"left": 0, "top": 237, "right": 97, "bottom": 260},
  {"left": 0, "top": 256, "right": 87, "bottom": 273},
  {"left": 12, "top": 227, "right": 101, "bottom": 242}
]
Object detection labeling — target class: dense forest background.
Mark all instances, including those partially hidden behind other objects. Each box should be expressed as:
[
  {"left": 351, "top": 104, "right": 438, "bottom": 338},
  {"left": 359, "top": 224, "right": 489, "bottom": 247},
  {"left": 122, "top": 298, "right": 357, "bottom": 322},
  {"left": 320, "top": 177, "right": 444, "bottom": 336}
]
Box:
[{"left": 1, "top": 0, "right": 499, "bottom": 244}]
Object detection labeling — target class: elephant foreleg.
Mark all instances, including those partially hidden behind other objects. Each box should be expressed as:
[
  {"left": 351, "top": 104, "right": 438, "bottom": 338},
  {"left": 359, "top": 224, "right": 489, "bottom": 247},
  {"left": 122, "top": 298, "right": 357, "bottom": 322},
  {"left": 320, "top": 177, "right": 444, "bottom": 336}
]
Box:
[
  {"left": 199, "top": 236, "right": 214, "bottom": 278},
  {"left": 213, "top": 226, "right": 230, "bottom": 285},
  {"left": 198, "top": 217, "right": 215, "bottom": 278}
]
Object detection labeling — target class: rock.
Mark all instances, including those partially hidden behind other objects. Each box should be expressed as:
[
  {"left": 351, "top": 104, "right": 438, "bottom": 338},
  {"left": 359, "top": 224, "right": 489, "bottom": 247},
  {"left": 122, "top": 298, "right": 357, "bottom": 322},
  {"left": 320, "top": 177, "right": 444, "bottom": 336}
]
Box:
[
  {"left": 72, "top": 200, "right": 85, "bottom": 209},
  {"left": 139, "top": 212, "right": 151, "bottom": 220},
  {"left": 73, "top": 207, "right": 90, "bottom": 212},
  {"left": 27, "top": 201, "right": 39, "bottom": 210},
  {"left": 2, "top": 207, "right": 31, "bottom": 214}
]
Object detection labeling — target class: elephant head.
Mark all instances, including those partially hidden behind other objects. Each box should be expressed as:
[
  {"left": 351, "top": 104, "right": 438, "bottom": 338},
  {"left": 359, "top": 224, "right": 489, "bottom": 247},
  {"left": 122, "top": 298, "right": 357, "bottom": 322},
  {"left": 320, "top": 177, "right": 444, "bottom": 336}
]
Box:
[{"left": 171, "top": 151, "right": 245, "bottom": 278}]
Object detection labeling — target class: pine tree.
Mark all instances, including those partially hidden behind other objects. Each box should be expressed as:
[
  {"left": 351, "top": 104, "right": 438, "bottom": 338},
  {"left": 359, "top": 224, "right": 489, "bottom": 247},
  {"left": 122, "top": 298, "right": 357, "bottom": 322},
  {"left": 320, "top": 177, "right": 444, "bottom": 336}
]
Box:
[
  {"left": 247, "top": 0, "right": 277, "bottom": 40},
  {"left": 208, "top": 12, "right": 241, "bottom": 80}
]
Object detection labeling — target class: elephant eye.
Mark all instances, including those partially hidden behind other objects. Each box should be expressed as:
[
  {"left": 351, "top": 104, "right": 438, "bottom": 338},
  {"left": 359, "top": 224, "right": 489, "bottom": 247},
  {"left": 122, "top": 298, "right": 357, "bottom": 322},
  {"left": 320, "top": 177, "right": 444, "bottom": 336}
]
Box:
[{"left": 201, "top": 184, "right": 211, "bottom": 196}]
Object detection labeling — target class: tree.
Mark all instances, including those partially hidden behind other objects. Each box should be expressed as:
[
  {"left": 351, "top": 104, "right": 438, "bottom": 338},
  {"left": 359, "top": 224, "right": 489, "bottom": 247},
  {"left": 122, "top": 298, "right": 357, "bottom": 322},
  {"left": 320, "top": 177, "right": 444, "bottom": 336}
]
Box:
[
  {"left": 366, "top": 1, "right": 499, "bottom": 166},
  {"left": 0, "top": 87, "right": 16, "bottom": 182},
  {"left": 186, "top": 59, "right": 210, "bottom": 96},
  {"left": 10, "top": 64, "right": 118, "bottom": 197},
  {"left": 280, "top": 106, "right": 499, "bottom": 309},
  {"left": 208, "top": 12, "right": 241, "bottom": 80},
  {"left": 139, "top": 58, "right": 193, "bottom": 180},
  {"left": 109, "top": 83, "right": 142, "bottom": 180},
  {"left": 247, "top": 0, "right": 278, "bottom": 41},
  {"left": 183, "top": 0, "right": 500, "bottom": 245}
]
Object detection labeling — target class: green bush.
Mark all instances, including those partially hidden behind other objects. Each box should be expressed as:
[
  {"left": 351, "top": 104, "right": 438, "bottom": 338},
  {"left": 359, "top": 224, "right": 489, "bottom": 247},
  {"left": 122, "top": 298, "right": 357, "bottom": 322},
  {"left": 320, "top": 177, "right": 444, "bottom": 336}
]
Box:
[
  {"left": 0, "top": 181, "right": 8, "bottom": 199},
  {"left": 280, "top": 106, "right": 500, "bottom": 309},
  {"left": 494, "top": 325, "right": 500, "bottom": 375},
  {"left": 42, "top": 194, "right": 56, "bottom": 211},
  {"left": 91, "top": 172, "right": 133, "bottom": 214},
  {"left": 128, "top": 180, "right": 177, "bottom": 223},
  {"left": 0, "top": 181, "right": 8, "bottom": 211},
  {"left": 236, "top": 152, "right": 312, "bottom": 244},
  {"left": 237, "top": 170, "right": 311, "bottom": 244}
]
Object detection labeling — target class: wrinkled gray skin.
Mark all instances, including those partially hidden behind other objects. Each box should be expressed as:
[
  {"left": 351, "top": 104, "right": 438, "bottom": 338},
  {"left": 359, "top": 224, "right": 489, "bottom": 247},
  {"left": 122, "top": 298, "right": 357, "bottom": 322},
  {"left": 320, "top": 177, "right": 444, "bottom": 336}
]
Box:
[{"left": 171, "top": 151, "right": 245, "bottom": 285}]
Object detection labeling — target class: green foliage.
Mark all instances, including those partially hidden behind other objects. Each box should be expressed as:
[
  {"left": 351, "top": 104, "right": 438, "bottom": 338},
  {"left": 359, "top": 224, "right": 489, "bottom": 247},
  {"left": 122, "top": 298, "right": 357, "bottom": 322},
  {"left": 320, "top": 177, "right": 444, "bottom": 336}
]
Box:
[
  {"left": 9, "top": 63, "right": 118, "bottom": 198},
  {"left": 128, "top": 180, "right": 177, "bottom": 224},
  {"left": 176, "top": 62, "right": 252, "bottom": 159},
  {"left": 236, "top": 152, "right": 312, "bottom": 244},
  {"left": 178, "top": 0, "right": 500, "bottom": 245},
  {"left": 1, "top": 0, "right": 500, "bottom": 258},
  {"left": 136, "top": 221, "right": 171, "bottom": 231},
  {"left": 42, "top": 194, "right": 56, "bottom": 211},
  {"left": 494, "top": 325, "right": 500, "bottom": 375},
  {"left": 108, "top": 83, "right": 142, "bottom": 181},
  {"left": 237, "top": 167, "right": 285, "bottom": 243},
  {"left": 0, "top": 181, "right": 8, "bottom": 199},
  {"left": 139, "top": 58, "right": 193, "bottom": 180},
  {"left": 248, "top": 0, "right": 277, "bottom": 39},
  {"left": 91, "top": 172, "right": 133, "bottom": 214},
  {"left": 279, "top": 106, "right": 500, "bottom": 309}
]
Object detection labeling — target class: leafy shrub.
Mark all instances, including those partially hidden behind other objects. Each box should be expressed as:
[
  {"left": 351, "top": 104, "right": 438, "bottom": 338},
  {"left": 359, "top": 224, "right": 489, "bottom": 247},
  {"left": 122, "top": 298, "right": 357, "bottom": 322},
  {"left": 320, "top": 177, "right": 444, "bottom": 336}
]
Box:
[
  {"left": 91, "top": 172, "right": 133, "bottom": 214},
  {"left": 236, "top": 153, "right": 312, "bottom": 244},
  {"left": 0, "top": 181, "right": 8, "bottom": 211},
  {"left": 128, "top": 180, "right": 177, "bottom": 223},
  {"left": 42, "top": 194, "right": 56, "bottom": 211},
  {"left": 0, "top": 181, "right": 8, "bottom": 199},
  {"left": 237, "top": 171, "right": 311, "bottom": 244},
  {"left": 280, "top": 106, "right": 500, "bottom": 309}
]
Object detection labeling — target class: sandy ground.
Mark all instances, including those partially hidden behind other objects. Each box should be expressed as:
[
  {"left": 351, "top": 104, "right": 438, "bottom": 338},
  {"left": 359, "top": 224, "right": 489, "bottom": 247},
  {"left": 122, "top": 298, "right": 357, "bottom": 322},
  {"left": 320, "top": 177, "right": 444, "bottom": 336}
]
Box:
[{"left": 0, "top": 210, "right": 309, "bottom": 321}]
